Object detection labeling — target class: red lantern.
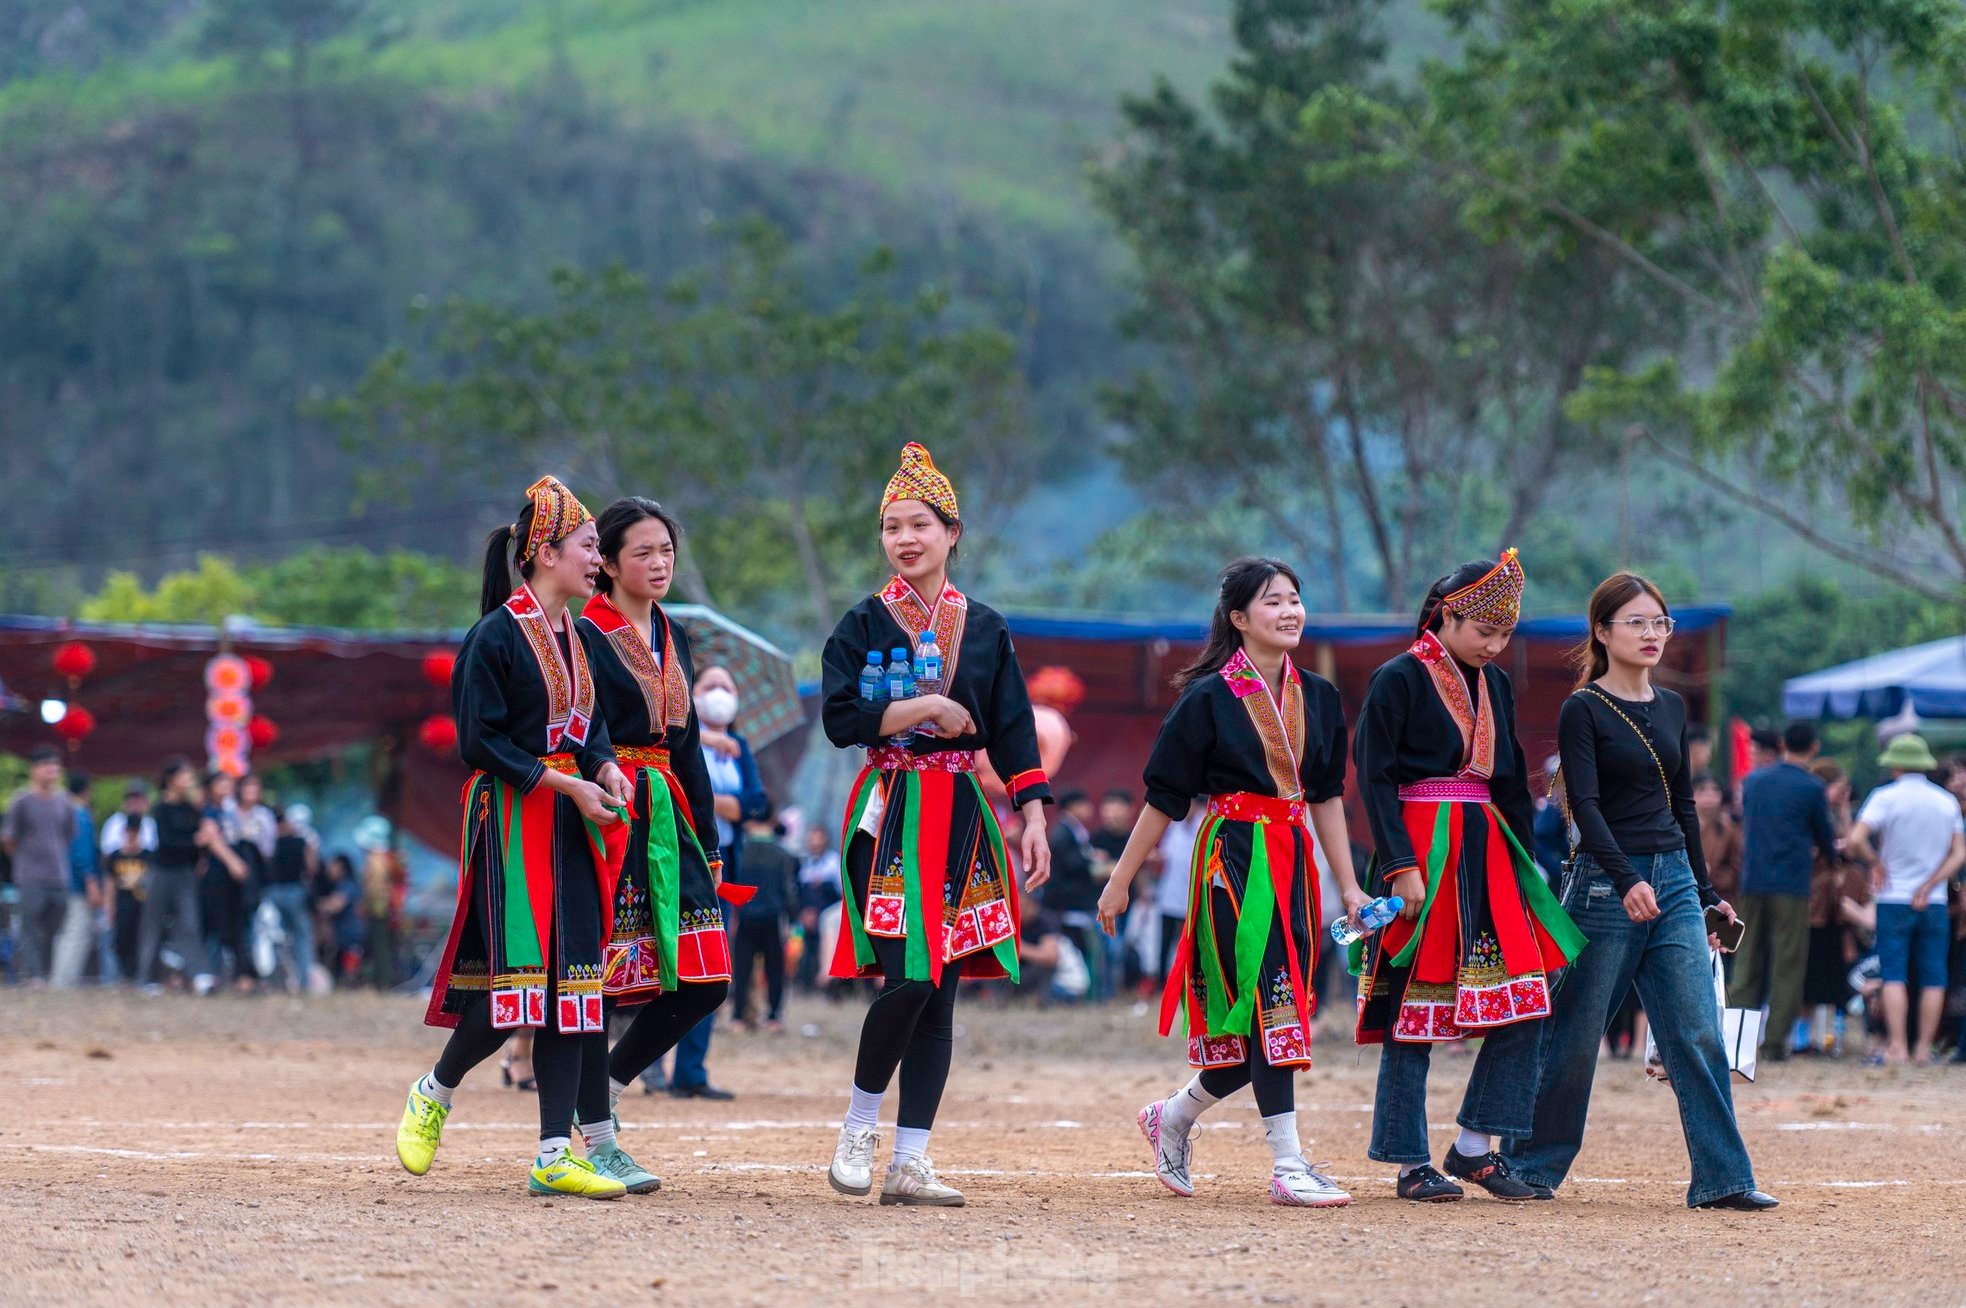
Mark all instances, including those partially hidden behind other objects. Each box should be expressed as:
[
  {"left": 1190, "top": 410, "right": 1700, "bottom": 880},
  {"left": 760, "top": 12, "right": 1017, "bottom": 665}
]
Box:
[
  {"left": 246, "top": 655, "right": 274, "bottom": 690},
  {"left": 53, "top": 704, "right": 95, "bottom": 745},
  {"left": 249, "top": 717, "right": 279, "bottom": 749},
  {"left": 418, "top": 713, "right": 458, "bottom": 754},
  {"left": 421, "top": 651, "right": 456, "bottom": 688},
  {"left": 206, "top": 654, "right": 249, "bottom": 695},
  {"left": 52, "top": 641, "right": 96, "bottom": 684}
]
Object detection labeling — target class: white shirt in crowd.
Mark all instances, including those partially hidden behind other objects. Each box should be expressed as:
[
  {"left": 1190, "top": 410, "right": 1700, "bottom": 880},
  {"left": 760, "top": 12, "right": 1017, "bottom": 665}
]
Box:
[
  {"left": 1155, "top": 809, "right": 1202, "bottom": 918},
  {"left": 99, "top": 811, "right": 158, "bottom": 855},
  {"left": 1857, "top": 773, "right": 1966, "bottom": 905}
]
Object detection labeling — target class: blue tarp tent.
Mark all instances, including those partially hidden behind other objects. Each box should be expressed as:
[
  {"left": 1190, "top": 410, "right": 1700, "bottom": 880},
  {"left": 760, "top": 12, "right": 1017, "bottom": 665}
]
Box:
[{"left": 1782, "top": 635, "right": 1966, "bottom": 720}]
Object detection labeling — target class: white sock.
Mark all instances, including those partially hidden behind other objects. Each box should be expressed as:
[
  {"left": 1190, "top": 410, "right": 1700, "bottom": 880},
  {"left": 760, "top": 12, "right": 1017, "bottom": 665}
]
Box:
[
  {"left": 1398, "top": 1162, "right": 1421, "bottom": 1178},
  {"left": 581, "top": 1118, "right": 616, "bottom": 1150},
  {"left": 1455, "top": 1127, "right": 1490, "bottom": 1158},
  {"left": 536, "top": 1135, "right": 570, "bottom": 1166},
  {"left": 1261, "top": 1110, "right": 1307, "bottom": 1174},
  {"left": 843, "top": 1083, "right": 885, "bottom": 1133},
  {"left": 417, "top": 1072, "right": 455, "bottom": 1109},
  {"left": 891, "top": 1126, "right": 931, "bottom": 1167},
  {"left": 608, "top": 1076, "right": 630, "bottom": 1104},
  {"left": 1160, "top": 1075, "right": 1222, "bottom": 1136}
]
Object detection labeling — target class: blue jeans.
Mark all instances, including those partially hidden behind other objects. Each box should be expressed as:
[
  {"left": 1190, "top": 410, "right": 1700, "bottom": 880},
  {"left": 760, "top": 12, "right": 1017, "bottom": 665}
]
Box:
[
  {"left": 260, "top": 883, "right": 316, "bottom": 992},
  {"left": 1369, "top": 1014, "right": 1544, "bottom": 1165},
  {"left": 668, "top": 1011, "right": 714, "bottom": 1089},
  {"left": 1502, "top": 849, "right": 1757, "bottom": 1207}
]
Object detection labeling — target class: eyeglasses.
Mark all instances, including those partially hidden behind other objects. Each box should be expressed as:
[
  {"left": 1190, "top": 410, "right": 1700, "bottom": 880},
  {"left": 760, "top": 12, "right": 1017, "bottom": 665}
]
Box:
[{"left": 1609, "top": 617, "right": 1675, "bottom": 637}]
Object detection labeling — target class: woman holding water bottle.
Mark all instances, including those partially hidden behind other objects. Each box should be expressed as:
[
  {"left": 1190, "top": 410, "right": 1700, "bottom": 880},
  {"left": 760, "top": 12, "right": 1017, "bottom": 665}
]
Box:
[
  {"left": 819, "top": 442, "right": 1054, "bottom": 1208},
  {"left": 1095, "top": 556, "right": 1367, "bottom": 1208},
  {"left": 1353, "top": 550, "right": 1585, "bottom": 1202}
]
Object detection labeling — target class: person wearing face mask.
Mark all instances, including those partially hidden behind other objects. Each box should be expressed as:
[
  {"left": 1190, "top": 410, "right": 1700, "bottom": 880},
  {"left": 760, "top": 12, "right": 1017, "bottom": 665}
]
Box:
[
  {"left": 1503, "top": 573, "right": 1772, "bottom": 1212},
  {"left": 648, "top": 662, "right": 768, "bottom": 1103},
  {"left": 575, "top": 497, "right": 739, "bottom": 1190},
  {"left": 821, "top": 442, "right": 1054, "bottom": 1209},
  {"left": 1353, "top": 551, "right": 1586, "bottom": 1203},
  {"left": 395, "top": 476, "right": 635, "bottom": 1201},
  {"left": 1094, "top": 557, "right": 1366, "bottom": 1209}
]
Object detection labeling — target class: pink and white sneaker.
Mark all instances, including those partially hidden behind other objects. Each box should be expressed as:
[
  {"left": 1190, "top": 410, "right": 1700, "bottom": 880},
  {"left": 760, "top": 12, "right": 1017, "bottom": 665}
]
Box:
[
  {"left": 1137, "top": 1100, "right": 1194, "bottom": 1197},
  {"left": 1269, "top": 1165, "right": 1353, "bottom": 1208}
]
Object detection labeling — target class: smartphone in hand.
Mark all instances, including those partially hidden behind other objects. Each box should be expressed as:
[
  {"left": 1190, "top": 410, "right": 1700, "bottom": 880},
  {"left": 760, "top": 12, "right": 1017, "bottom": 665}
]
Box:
[{"left": 1705, "top": 905, "right": 1746, "bottom": 952}]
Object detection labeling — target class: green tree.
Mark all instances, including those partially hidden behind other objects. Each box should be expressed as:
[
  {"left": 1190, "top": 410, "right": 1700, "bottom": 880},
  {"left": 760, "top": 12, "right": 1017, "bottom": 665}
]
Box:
[
  {"left": 330, "top": 218, "right": 1039, "bottom": 637},
  {"left": 1093, "top": 0, "right": 1643, "bottom": 609},
  {"left": 1420, "top": 0, "right": 1966, "bottom": 600},
  {"left": 76, "top": 549, "right": 477, "bottom": 630}
]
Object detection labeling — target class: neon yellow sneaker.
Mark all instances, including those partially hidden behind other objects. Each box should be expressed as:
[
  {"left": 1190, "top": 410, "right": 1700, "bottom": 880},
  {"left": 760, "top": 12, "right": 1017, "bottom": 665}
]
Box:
[
  {"left": 529, "top": 1148, "right": 627, "bottom": 1200},
  {"left": 395, "top": 1082, "right": 449, "bottom": 1176}
]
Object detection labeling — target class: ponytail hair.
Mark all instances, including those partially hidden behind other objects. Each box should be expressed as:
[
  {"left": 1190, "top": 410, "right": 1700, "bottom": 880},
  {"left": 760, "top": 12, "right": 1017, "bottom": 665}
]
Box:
[
  {"left": 1172, "top": 556, "right": 1302, "bottom": 691},
  {"left": 594, "top": 496, "right": 685, "bottom": 597},
  {"left": 1414, "top": 560, "right": 1496, "bottom": 639},
  {"left": 479, "top": 499, "right": 539, "bottom": 616},
  {"left": 1572, "top": 571, "right": 1670, "bottom": 689}
]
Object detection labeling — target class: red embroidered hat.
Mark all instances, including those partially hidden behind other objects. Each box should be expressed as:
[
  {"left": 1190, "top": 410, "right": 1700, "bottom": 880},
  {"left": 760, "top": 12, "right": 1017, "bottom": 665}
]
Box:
[
  {"left": 1443, "top": 548, "right": 1525, "bottom": 626},
  {"left": 517, "top": 476, "right": 593, "bottom": 563},
  {"left": 879, "top": 442, "right": 959, "bottom": 522}
]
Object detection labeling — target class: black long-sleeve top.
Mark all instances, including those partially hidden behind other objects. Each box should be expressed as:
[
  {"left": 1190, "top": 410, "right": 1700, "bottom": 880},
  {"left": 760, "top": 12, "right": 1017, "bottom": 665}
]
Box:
[
  {"left": 578, "top": 599, "right": 720, "bottom": 844},
  {"left": 1557, "top": 685, "right": 1716, "bottom": 905},
  {"left": 820, "top": 589, "right": 1054, "bottom": 809},
  {"left": 1141, "top": 663, "right": 1347, "bottom": 820},
  {"left": 1354, "top": 651, "right": 1536, "bottom": 876},
  {"left": 453, "top": 602, "right": 614, "bottom": 793}
]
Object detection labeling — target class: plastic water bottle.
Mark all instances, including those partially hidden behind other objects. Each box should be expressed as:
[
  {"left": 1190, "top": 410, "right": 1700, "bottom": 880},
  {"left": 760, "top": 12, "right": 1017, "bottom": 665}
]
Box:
[
  {"left": 1329, "top": 895, "right": 1404, "bottom": 947},
  {"left": 886, "top": 646, "right": 916, "bottom": 746},
  {"left": 859, "top": 651, "right": 887, "bottom": 707},
  {"left": 911, "top": 631, "right": 943, "bottom": 738}
]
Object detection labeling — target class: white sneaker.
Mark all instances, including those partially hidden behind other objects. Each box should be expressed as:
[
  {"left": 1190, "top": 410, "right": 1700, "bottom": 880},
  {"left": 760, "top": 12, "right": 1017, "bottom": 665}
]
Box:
[
  {"left": 1138, "top": 1099, "right": 1194, "bottom": 1197},
  {"left": 829, "top": 1126, "right": 879, "bottom": 1196},
  {"left": 879, "top": 1156, "right": 966, "bottom": 1207},
  {"left": 1270, "top": 1164, "right": 1353, "bottom": 1208}
]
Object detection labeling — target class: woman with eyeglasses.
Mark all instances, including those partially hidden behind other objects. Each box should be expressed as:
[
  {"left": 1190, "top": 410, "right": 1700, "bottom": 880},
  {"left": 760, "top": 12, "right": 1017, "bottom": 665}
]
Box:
[{"left": 1500, "top": 573, "right": 1775, "bottom": 1211}]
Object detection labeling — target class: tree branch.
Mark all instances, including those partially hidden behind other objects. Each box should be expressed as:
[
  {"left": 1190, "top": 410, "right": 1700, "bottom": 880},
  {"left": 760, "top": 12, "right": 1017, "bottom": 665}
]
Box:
[{"left": 1634, "top": 426, "right": 1959, "bottom": 601}]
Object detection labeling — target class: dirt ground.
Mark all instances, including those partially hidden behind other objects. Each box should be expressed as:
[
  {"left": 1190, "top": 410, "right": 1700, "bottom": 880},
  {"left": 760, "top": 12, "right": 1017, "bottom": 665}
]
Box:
[{"left": 2, "top": 990, "right": 1962, "bottom": 1307}]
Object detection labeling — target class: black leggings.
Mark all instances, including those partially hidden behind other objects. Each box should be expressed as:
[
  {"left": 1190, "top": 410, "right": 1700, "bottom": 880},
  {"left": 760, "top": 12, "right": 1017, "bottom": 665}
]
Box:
[
  {"left": 1190, "top": 883, "right": 1295, "bottom": 1118},
  {"left": 595, "top": 982, "right": 731, "bottom": 1120},
  {"left": 433, "top": 993, "right": 592, "bottom": 1141},
  {"left": 853, "top": 948, "right": 964, "bottom": 1130}
]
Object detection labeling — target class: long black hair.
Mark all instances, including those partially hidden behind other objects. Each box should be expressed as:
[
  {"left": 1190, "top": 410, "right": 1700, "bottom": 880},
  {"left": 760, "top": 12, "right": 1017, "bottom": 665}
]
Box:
[
  {"left": 1413, "top": 560, "right": 1498, "bottom": 639},
  {"left": 480, "top": 498, "right": 538, "bottom": 617},
  {"left": 1172, "top": 556, "right": 1302, "bottom": 691},
  {"left": 594, "top": 497, "right": 685, "bottom": 597}
]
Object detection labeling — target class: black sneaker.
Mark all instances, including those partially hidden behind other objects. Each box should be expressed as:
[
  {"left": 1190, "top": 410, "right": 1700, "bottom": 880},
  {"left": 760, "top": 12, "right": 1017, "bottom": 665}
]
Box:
[
  {"left": 1397, "top": 1164, "right": 1464, "bottom": 1202},
  {"left": 669, "top": 1083, "right": 736, "bottom": 1102},
  {"left": 1443, "top": 1146, "right": 1541, "bottom": 1201}
]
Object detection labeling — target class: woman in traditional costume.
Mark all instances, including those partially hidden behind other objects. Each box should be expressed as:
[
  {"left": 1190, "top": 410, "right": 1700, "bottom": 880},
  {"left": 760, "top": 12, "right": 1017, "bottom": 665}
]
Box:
[
  {"left": 820, "top": 442, "right": 1053, "bottom": 1208},
  {"left": 1353, "top": 550, "right": 1585, "bottom": 1202},
  {"left": 1095, "top": 557, "right": 1364, "bottom": 1208},
  {"left": 567, "top": 496, "right": 734, "bottom": 1194},
  {"left": 394, "top": 476, "right": 634, "bottom": 1200}
]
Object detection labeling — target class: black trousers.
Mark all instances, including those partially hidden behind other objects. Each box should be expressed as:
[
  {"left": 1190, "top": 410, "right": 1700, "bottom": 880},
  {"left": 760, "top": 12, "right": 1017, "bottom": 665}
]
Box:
[
  {"left": 730, "top": 915, "right": 786, "bottom": 1022},
  {"left": 845, "top": 830, "right": 964, "bottom": 1130},
  {"left": 433, "top": 993, "right": 593, "bottom": 1143}
]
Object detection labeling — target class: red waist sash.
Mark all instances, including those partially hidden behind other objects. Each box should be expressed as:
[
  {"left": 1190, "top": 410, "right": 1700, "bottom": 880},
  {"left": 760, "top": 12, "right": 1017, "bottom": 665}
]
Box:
[
  {"left": 1207, "top": 791, "right": 1308, "bottom": 825},
  {"left": 866, "top": 745, "right": 977, "bottom": 773}
]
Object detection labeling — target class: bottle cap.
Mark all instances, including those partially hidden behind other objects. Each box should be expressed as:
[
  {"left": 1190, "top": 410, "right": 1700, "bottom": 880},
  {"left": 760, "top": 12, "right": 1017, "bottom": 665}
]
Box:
[
  {"left": 891, "top": 647, "right": 909, "bottom": 659},
  {"left": 867, "top": 651, "right": 883, "bottom": 664},
  {"left": 1385, "top": 896, "right": 1404, "bottom": 911}
]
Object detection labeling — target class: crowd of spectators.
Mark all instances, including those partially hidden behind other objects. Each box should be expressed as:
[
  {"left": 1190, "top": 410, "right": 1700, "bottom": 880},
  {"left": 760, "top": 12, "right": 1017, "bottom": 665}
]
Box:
[{"left": 1, "top": 746, "right": 407, "bottom": 995}]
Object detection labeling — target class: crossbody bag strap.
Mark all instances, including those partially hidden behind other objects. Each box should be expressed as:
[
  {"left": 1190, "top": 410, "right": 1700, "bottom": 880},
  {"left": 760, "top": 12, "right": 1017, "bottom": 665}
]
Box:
[{"left": 1550, "top": 685, "right": 1673, "bottom": 867}]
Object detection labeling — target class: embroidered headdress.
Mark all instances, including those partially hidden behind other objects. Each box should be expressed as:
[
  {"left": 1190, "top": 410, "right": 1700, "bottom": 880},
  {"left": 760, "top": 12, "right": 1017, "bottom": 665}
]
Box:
[
  {"left": 1441, "top": 548, "right": 1525, "bottom": 627},
  {"left": 517, "top": 476, "right": 593, "bottom": 563},
  {"left": 879, "top": 442, "right": 959, "bottom": 522}
]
